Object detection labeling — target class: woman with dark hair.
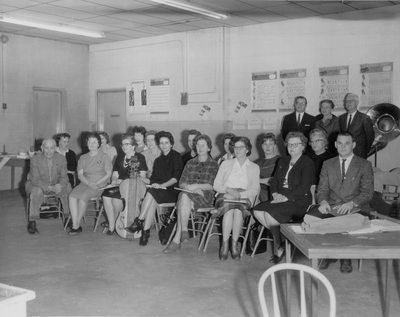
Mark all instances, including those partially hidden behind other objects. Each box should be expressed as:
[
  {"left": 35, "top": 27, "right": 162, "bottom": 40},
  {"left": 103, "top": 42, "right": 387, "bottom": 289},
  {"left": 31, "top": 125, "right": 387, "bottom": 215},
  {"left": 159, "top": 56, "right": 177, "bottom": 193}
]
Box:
[
  {"left": 124, "top": 131, "right": 183, "bottom": 246},
  {"left": 217, "top": 133, "right": 236, "bottom": 165},
  {"left": 55, "top": 132, "right": 77, "bottom": 187},
  {"left": 102, "top": 133, "right": 149, "bottom": 235},
  {"left": 132, "top": 126, "right": 147, "bottom": 153},
  {"left": 68, "top": 132, "right": 112, "bottom": 235},
  {"left": 141, "top": 130, "right": 161, "bottom": 178},
  {"left": 163, "top": 134, "right": 219, "bottom": 253},
  {"left": 315, "top": 99, "right": 339, "bottom": 153},
  {"left": 307, "top": 129, "right": 334, "bottom": 186},
  {"left": 98, "top": 131, "right": 117, "bottom": 163},
  {"left": 213, "top": 136, "right": 260, "bottom": 261},
  {"left": 253, "top": 131, "right": 315, "bottom": 263}
]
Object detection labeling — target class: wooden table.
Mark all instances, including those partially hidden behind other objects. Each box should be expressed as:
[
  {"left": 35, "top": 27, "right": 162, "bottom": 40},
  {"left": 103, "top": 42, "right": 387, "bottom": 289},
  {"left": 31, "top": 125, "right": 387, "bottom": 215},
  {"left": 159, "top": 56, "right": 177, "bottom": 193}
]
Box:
[
  {"left": 281, "top": 224, "right": 400, "bottom": 317},
  {"left": 0, "top": 155, "right": 30, "bottom": 191}
]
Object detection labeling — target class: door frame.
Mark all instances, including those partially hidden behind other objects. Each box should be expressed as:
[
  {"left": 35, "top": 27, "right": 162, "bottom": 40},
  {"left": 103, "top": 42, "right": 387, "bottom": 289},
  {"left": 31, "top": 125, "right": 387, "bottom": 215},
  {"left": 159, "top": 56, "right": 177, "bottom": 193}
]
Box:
[{"left": 96, "top": 88, "right": 126, "bottom": 132}]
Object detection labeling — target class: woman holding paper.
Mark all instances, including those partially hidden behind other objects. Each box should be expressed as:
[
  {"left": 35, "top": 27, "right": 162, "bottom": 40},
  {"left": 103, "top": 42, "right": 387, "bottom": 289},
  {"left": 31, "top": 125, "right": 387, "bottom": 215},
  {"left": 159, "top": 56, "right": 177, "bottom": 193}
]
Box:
[
  {"left": 163, "top": 134, "right": 219, "bottom": 253},
  {"left": 212, "top": 136, "right": 260, "bottom": 261},
  {"left": 68, "top": 132, "right": 112, "bottom": 235},
  {"left": 102, "top": 133, "right": 149, "bottom": 235},
  {"left": 124, "top": 131, "right": 183, "bottom": 246},
  {"left": 253, "top": 131, "right": 315, "bottom": 263}
]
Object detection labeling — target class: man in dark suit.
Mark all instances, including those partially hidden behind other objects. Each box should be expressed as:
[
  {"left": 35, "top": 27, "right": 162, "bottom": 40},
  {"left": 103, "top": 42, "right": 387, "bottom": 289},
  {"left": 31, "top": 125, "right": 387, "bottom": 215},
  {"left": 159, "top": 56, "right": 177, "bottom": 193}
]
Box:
[
  {"left": 339, "top": 93, "right": 375, "bottom": 159},
  {"left": 281, "top": 96, "right": 317, "bottom": 142},
  {"left": 307, "top": 132, "right": 374, "bottom": 273},
  {"left": 25, "top": 139, "right": 72, "bottom": 234}
]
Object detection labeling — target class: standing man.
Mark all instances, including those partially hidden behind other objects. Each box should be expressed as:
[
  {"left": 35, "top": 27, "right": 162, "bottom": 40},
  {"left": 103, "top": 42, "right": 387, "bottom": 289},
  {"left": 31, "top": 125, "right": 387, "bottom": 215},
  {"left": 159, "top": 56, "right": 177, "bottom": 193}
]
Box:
[
  {"left": 339, "top": 93, "right": 374, "bottom": 159},
  {"left": 181, "top": 129, "right": 201, "bottom": 165},
  {"left": 25, "top": 139, "right": 72, "bottom": 234},
  {"left": 281, "top": 96, "right": 317, "bottom": 142},
  {"left": 307, "top": 132, "right": 374, "bottom": 273}
]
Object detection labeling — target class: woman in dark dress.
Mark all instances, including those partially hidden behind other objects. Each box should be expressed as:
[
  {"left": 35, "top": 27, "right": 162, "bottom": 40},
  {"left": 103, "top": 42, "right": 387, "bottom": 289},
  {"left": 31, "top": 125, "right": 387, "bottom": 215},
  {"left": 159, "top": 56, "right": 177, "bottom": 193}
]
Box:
[
  {"left": 163, "top": 134, "right": 219, "bottom": 253},
  {"left": 253, "top": 131, "right": 315, "bottom": 263},
  {"left": 102, "top": 133, "right": 148, "bottom": 235},
  {"left": 124, "top": 131, "right": 183, "bottom": 246}
]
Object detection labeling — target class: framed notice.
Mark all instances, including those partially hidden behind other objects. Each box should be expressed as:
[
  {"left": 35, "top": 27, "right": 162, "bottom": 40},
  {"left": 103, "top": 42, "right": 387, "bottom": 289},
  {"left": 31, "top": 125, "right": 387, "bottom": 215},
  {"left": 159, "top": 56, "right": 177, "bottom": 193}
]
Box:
[
  {"left": 149, "top": 78, "right": 170, "bottom": 113},
  {"left": 360, "top": 62, "right": 393, "bottom": 109},
  {"left": 279, "top": 69, "right": 306, "bottom": 111},
  {"left": 127, "top": 80, "right": 147, "bottom": 114},
  {"left": 319, "top": 66, "right": 349, "bottom": 109},
  {"left": 251, "top": 71, "right": 278, "bottom": 112}
]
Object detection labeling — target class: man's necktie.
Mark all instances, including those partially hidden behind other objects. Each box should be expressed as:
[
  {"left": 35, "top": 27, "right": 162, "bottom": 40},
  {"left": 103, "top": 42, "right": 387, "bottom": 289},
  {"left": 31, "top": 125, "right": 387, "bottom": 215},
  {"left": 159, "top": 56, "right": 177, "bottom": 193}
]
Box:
[
  {"left": 341, "top": 159, "right": 347, "bottom": 181},
  {"left": 347, "top": 114, "right": 352, "bottom": 131},
  {"left": 297, "top": 114, "right": 301, "bottom": 127}
]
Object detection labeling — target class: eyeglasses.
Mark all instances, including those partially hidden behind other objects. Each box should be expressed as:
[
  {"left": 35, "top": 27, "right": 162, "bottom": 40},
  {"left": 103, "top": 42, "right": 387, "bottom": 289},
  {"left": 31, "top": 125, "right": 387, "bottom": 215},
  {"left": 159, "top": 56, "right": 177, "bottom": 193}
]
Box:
[
  {"left": 121, "top": 142, "right": 132, "bottom": 147},
  {"left": 336, "top": 141, "right": 352, "bottom": 146},
  {"left": 234, "top": 146, "right": 246, "bottom": 151},
  {"left": 309, "top": 139, "right": 324, "bottom": 145},
  {"left": 286, "top": 143, "right": 302, "bottom": 148}
]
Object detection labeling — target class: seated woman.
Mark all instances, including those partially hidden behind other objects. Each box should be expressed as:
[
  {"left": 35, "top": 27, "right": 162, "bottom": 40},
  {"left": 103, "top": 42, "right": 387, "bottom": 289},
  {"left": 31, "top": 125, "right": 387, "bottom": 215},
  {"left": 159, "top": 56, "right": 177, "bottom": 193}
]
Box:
[
  {"left": 217, "top": 133, "right": 236, "bottom": 166},
  {"left": 141, "top": 130, "right": 161, "bottom": 178},
  {"left": 102, "top": 133, "right": 149, "bottom": 236},
  {"left": 253, "top": 131, "right": 315, "bottom": 263},
  {"left": 213, "top": 136, "right": 260, "bottom": 261},
  {"left": 255, "top": 133, "right": 280, "bottom": 202},
  {"left": 68, "top": 132, "right": 112, "bottom": 235},
  {"left": 55, "top": 132, "right": 77, "bottom": 187},
  {"left": 163, "top": 134, "right": 219, "bottom": 253},
  {"left": 124, "top": 131, "right": 183, "bottom": 246},
  {"left": 307, "top": 128, "right": 335, "bottom": 186},
  {"left": 98, "top": 131, "right": 117, "bottom": 164}
]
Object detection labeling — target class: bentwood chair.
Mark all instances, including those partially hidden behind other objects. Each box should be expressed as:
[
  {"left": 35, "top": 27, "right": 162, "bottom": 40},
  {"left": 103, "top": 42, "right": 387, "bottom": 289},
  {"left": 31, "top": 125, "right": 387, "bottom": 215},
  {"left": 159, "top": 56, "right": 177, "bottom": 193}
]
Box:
[{"left": 258, "top": 263, "right": 336, "bottom": 317}]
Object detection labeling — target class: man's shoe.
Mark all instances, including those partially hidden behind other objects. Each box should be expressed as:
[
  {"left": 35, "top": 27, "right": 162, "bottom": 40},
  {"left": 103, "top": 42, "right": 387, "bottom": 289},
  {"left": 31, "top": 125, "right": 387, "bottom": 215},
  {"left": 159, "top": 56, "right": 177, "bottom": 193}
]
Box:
[
  {"left": 27, "top": 221, "right": 39, "bottom": 234},
  {"left": 319, "top": 259, "right": 337, "bottom": 270},
  {"left": 340, "top": 259, "right": 353, "bottom": 273}
]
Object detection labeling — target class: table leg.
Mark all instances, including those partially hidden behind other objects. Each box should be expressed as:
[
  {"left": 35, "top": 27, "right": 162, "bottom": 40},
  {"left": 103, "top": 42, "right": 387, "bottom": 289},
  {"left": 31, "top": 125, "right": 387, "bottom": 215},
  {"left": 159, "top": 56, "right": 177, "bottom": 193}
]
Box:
[
  {"left": 285, "top": 239, "right": 292, "bottom": 317},
  {"left": 311, "top": 259, "right": 319, "bottom": 317},
  {"left": 11, "top": 166, "right": 15, "bottom": 191},
  {"left": 383, "top": 259, "right": 392, "bottom": 317}
]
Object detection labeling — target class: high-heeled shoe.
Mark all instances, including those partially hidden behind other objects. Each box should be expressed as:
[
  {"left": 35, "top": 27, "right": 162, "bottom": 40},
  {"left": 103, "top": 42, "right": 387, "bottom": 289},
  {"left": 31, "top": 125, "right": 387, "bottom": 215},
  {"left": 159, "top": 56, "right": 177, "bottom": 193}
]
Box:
[
  {"left": 124, "top": 217, "right": 144, "bottom": 234},
  {"left": 219, "top": 239, "right": 229, "bottom": 261},
  {"left": 231, "top": 239, "right": 241, "bottom": 260},
  {"left": 106, "top": 229, "right": 114, "bottom": 236},
  {"left": 139, "top": 229, "right": 150, "bottom": 246},
  {"left": 269, "top": 248, "right": 285, "bottom": 264}
]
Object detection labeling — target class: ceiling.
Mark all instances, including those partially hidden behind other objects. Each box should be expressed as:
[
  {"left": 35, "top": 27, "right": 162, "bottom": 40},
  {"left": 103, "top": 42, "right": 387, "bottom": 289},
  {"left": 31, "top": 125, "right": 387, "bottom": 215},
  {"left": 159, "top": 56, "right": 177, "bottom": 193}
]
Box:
[{"left": 0, "top": 0, "right": 399, "bottom": 45}]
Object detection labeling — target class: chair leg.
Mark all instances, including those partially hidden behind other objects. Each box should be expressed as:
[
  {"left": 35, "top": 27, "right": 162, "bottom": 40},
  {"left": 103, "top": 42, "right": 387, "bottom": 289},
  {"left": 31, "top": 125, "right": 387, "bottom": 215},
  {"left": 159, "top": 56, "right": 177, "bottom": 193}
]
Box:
[
  {"left": 251, "top": 227, "right": 265, "bottom": 258},
  {"left": 197, "top": 214, "right": 212, "bottom": 251},
  {"left": 240, "top": 216, "right": 254, "bottom": 257},
  {"left": 203, "top": 218, "right": 217, "bottom": 252},
  {"left": 93, "top": 205, "right": 104, "bottom": 233}
]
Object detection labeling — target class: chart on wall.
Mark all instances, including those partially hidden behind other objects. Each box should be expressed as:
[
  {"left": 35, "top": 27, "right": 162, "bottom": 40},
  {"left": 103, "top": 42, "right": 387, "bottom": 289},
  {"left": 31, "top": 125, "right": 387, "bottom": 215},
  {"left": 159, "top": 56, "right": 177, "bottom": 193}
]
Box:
[
  {"left": 149, "top": 78, "right": 170, "bottom": 113},
  {"left": 251, "top": 71, "right": 278, "bottom": 112},
  {"left": 319, "top": 66, "right": 349, "bottom": 109},
  {"left": 279, "top": 69, "right": 306, "bottom": 111},
  {"left": 360, "top": 62, "right": 393, "bottom": 109},
  {"left": 127, "top": 80, "right": 147, "bottom": 114}
]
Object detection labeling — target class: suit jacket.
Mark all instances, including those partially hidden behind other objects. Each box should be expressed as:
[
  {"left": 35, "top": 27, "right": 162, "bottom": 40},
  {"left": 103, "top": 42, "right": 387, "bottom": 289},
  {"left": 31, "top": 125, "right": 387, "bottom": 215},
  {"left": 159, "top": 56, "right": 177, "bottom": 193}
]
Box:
[
  {"left": 26, "top": 152, "right": 69, "bottom": 192},
  {"left": 270, "top": 155, "right": 315, "bottom": 207},
  {"left": 281, "top": 112, "right": 317, "bottom": 141},
  {"left": 338, "top": 111, "right": 375, "bottom": 159},
  {"left": 214, "top": 158, "right": 260, "bottom": 206},
  {"left": 316, "top": 155, "right": 374, "bottom": 210}
]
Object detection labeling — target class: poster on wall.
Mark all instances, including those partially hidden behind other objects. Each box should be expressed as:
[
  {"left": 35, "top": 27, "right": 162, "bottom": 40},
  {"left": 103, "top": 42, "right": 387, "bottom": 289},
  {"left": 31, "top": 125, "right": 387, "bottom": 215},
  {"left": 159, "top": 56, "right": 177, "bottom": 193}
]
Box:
[
  {"left": 251, "top": 71, "right": 278, "bottom": 112},
  {"left": 279, "top": 69, "right": 306, "bottom": 111},
  {"left": 127, "top": 80, "right": 147, "bottom": 114},
  {"left": 319, "top": 66, "right": 349, "bottom": 109},
  {"left": 199, "top": 104, "right": 211, "bottom": 120},
  {"left": 149, "top": 78, "right": 170, "bottom": 113},
  {"left": 360, "top": 62, "right": 393, "bottom": 109}
]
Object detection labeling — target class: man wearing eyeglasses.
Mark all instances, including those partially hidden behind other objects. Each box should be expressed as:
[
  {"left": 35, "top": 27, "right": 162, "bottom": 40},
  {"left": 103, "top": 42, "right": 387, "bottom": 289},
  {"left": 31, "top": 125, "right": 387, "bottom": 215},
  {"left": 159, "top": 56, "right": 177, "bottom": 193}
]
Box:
[
  {"left": 281, "top": 96, "right": 317, "bottom": 145},
  {"left": 307, "top": 132, "right": 374, "bottom": 273},
  {"left": 338, "top": 93, "right": 374, "bottom": 159}
]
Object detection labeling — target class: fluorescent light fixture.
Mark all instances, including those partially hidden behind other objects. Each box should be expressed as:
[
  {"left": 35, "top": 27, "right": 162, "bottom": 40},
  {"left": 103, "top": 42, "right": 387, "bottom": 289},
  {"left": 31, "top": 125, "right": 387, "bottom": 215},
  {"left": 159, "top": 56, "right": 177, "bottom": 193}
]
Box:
[
  {"left": 0, "top": 14, "right": 105, "bottom": 38},
  {"left": 151, "top": 0, "right": 229, "bottom": 20}
]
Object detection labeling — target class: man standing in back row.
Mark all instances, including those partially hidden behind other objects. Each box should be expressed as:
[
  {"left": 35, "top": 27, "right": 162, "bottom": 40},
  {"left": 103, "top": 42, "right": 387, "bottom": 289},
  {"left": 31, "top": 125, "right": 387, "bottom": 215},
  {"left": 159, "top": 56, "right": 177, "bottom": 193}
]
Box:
[{"left": 339, "top": 93, "right": 375, "bottom": 159}]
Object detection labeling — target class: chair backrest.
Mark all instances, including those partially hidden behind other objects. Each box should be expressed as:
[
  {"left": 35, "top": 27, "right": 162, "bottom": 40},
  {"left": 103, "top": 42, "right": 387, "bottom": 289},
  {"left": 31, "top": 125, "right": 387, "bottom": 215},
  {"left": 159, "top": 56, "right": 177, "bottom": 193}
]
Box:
[{"left": 258, "top": 263, "right": 336, "bottom": 317}]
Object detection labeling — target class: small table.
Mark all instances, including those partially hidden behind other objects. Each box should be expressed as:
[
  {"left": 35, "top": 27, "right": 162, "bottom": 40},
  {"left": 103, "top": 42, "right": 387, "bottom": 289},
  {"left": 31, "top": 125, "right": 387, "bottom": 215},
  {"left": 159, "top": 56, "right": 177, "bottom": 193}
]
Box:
[
  {"left": 0, "top": 155, "right": 30, "bottom": 191},
  {"left": 281, "top": 224, "right": 400, "bottom": 317}
]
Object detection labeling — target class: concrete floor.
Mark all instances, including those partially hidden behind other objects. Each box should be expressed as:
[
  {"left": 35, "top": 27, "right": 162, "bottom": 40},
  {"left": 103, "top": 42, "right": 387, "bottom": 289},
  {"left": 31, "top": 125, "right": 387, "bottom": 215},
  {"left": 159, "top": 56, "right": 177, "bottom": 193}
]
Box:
[{"left": 0, "top": 189, "right": 399, "bottom": 317}]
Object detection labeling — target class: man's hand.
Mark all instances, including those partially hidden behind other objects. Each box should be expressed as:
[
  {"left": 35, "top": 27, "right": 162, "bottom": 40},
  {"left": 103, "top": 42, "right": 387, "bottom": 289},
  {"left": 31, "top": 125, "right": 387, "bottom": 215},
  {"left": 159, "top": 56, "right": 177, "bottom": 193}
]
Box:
[
  {"left": 336, "top": 202, "right": 353, "bottom": 215},
  {"left": 318, "top": 201, "right": 331, "bottom": 214}
]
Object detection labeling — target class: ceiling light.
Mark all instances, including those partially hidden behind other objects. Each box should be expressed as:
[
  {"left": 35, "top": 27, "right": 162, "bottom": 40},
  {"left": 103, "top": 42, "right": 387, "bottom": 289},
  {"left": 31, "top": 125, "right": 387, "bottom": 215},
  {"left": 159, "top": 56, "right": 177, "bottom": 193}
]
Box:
[
  {"left": 0, "top": 14, "right": 105, "bottom": 38},
  {"left": 151, "top": 0, "right": 229, "bottom": 20}
]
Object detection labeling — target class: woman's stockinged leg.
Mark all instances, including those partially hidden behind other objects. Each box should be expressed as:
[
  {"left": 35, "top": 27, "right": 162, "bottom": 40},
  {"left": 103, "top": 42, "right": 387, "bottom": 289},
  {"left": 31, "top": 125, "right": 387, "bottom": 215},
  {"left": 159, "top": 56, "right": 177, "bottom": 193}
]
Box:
[
  {"left": 103, "top": 197, "right": 114, "bottom": 230},
  {"left": 222, "top": 209, "right": 233, "bottom": 241},
  {"left": 142, "top": 195, "right": 158, "bottom": 231},
  {"left": 231, "top": 209, "right": 244, "bottom": 241},
  {"left": 263, "top": 212, "right": 281, "bottom": 255},
  {"left": 172, "top": 194, "right": 191, "bottom": 244}
]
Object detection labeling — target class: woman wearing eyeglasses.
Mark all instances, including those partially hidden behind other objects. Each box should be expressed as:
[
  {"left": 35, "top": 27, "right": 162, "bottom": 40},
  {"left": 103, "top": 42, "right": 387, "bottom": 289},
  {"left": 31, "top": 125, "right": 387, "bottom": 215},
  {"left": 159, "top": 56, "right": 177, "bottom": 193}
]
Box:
[
  {"left": 213, "top": 136, "right": 260, "bottom": 261},
  {"left": 253, "top": 131, "right": 315, "bottom": 263}
]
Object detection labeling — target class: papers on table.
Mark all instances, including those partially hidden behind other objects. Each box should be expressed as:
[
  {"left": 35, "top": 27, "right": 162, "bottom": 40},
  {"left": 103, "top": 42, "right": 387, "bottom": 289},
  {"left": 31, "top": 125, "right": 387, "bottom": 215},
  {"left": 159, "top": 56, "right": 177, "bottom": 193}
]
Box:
[{"left": 347, "top": 219, "right": 400, "bottom": 234}]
